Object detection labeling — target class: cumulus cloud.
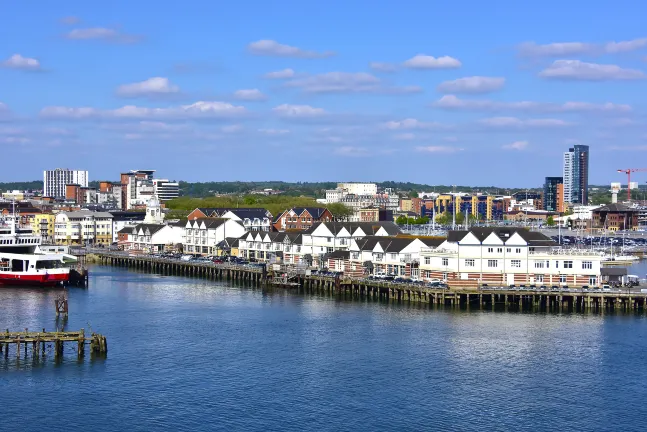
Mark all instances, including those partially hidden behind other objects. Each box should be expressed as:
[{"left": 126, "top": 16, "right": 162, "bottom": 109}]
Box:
[
  {"left": 259, "top": 128, "right": 290, "bottom": 135},
  {"left": 272, "top": 104, "right": 326, "bottom": 118},
  {"left": 1, "top": 54, "right": 41, "bottom": 71},
  {"left": 478, "top": 117, "right": 573, "bottom": 128},
  {"left": 434, "top": 95, "right": 631, "bottom": 113},
  {"left": 518, "top": 38, "right": 647, "bottom": 57},
  {"left": 502, "top": 140, "right": 529, "bottom": 150},
  {"left": 285, "top": 72, "right": 420, "bottom": 94},
  {"left": 369, "top": 62, "right": 397, "bottom": 72},
  {"left": 539, "top": 60, "right": 646, "bottom": 81},
  {"left": 383, "top": 118, "right": 448, "bottom": 130},
  {"left": 415, "top": 146, "right": 463, "bottom": 153},
  {"left": 403, "top": 54, "right": 461, "bottom": 69},
  {"left": 436, "top": 76, "right": 505, "bottom": 94},
  {"left": 65, "top": 27, "right": 142, "bottom": 43},
  {"left": 247, "top": 40, "right": 334, "bottom": 58},
  {"left": 40, "top": 101, "right": 246, "bottom": 120},
  {"left": 233, "top": 89, "right": 266, "bottom": 101},
  {"left": 117, "top": 77, "right": 180, "bottom": 98},
  {"left": 264, "top": 68, "right": 295, "bottom": 79}
]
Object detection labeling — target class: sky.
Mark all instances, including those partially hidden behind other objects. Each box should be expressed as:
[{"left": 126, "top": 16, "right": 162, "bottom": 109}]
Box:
[{"left": 1, "top": 0, "right": 646, "bottom": 187}]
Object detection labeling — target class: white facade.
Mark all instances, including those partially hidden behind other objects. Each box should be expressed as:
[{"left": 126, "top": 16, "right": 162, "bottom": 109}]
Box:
[
  {"left": 338, "top": 183, "right": 377, "bottom": 196},
  {"left": 183, "top": 219, "right": 246, "bottom": 255},
  {"left": 44, "top": 169, "right": 88, "bottom": 199},
  {"left": 220, "top": 210, "right": 272, "bottom": 232},
  {"left": 153, "top": 179, "right": 180, "bottom": 202},
  {"left": 128, "top": 224, "right": 183, "bottom": 253},
  {"left": 54, "top": 210, "right": 113, "bottom": 245},
  {"left": 563, "top": 151, "right": 574, "bottom": 204}
]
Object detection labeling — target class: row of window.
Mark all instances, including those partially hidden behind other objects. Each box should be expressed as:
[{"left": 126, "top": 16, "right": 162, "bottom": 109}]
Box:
[
  {"left": 426, "top": 258, "right": 595, "bottom": 270},
  {"left": 486, "top": 247, "right": 523, "bottom": 254},
  {"left": 0, "top": 238, "right": 39, "bottom": 245},
  {"left": 534, "top": 260, "right": 592, "bottom": 269}
]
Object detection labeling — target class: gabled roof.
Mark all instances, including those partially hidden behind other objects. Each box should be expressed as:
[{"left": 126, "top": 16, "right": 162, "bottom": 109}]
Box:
[
  {"left": 292, "top": 207, "right": 329, "bottom": 219},
  {"left": 117, "top": 226, "right": 135, "bottom": 234},
  {"left": 133, "top": 223, "right": 166, "bottom": 235},
  {"left": 109, "top": 211, "right": 147, "bottom": 221},
  {"left": 594, "top": 203, "right": 638, "bottom": 213},
  {"left": 446, "top": 227, "right": 556, "bottom": 246},
  {"left": 304, "top": 221, "right": 401, "bottom": 236}
]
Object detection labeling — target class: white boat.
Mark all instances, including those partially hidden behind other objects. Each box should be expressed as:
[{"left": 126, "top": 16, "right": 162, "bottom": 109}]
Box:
[
  {"left": 0, "top": 214, "right": 77, "bottom": 286},
  {"left": 601, "top": 253, "right": 639, "bottom": 266}
]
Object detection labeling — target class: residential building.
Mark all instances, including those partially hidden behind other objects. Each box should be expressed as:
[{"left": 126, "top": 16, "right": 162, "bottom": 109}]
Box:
[
  {"left": 97, "top": 181, "right": 123, "bottom": 209},
  {"left": 127, "top": 223, "right": 184, "bottom": 253},
  {"left": 504, "top": 210, "right": 559, "bottom": 223},
  {"left": 44, "top": 168, "right": 88, "bottom": 198},
  {"left": 421, "top": 194, "right": 501, "bottom": 221},
  {"left": 183, "top": 218, "right": 247, "bottom": 255},
  {"left": 31, "top": 213, "right": 56, "bottom": 243},
  {"left": 419, "top": 227, "right": 602, "bottom": 288},
  {"left": 2, "top": 190, "right": 25, "bottom": 201},
  {"left": 592, "top": 204, "right": 640, "bottom": 231},
  {"left": 543, "top": 177, "right": 564, "bottom": 212},
  {"left": 563, "top": 145, "right": 589, "bottom": 204},
  {"left": 187, "top": 208, "right": 273, "bottom": 231},
  {"left": 272, "top": 207, "right": 333, "bottom": 231},
  {"left": 153, "top": 179, "right": 180, "bottom": 202},
  {"left": 54, "top": 210, "right": 114, "bottom": 245},
  {"left": 120, "top": 170, "right": 156, "bottom": 210},
  {"left": 338, "top": 182, "right": 377, "bottom": 196},
  {"left": 400, "top": 198, "right": 422, "bottom": 215},
  {"left": 109, "top": 211, "right": 147, "bottom": 243}
]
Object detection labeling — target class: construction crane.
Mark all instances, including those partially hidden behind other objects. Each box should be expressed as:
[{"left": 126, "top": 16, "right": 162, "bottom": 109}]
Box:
[{"left": 617, "top": 168, "right": 647, "bottom": 201}]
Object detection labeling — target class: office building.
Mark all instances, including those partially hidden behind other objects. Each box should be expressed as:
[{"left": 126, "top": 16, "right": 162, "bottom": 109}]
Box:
[
  {"left": 153, "top": 179, "right": 180, "bottom": 202},
  {"left": 563, "top": 145, "right": 589, "bottom": 204},
  {"left": 543, "top": 177, "right": 564, "bottom": 212},
  {"left": 43, "top": 168, "right": 88, "bottom": 199}
]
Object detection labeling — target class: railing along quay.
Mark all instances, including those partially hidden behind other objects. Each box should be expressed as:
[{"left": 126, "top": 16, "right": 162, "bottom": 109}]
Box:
[{"left": 89, "top": 252, "right": 647, "bottom": 313}]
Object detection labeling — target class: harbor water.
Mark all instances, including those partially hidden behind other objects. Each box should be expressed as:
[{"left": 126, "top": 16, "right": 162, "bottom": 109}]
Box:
[{"left": 2, "top": 264, "right": 647, "bottom": 432}]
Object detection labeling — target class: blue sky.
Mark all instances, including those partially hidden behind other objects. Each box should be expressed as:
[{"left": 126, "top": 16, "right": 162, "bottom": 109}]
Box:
[{"left": 1, "top": 0, "right": 646, "bottom": 186}]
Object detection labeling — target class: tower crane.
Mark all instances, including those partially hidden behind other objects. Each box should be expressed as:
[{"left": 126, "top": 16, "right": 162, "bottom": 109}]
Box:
[{"left": 617, "top": 168, "right": 647, "bottom": 201}]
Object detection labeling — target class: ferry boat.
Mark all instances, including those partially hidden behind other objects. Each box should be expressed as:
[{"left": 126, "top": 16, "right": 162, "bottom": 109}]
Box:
[{"left": 0, "top": 214, "right": 77, "bottom": 286}]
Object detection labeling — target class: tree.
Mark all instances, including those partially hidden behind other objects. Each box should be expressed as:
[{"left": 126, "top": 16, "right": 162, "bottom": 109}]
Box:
[
  {"left": 408, "top": 190, "right": 419, "bottom": 198},
  {"left": 396, "top": 215, "right": 408, "bottom": 225},
  {"left": 435, "top": 213, "right": 449, "bottom": 225},
  {"left": 455, "top": 211, "right": 465, "bottom": 225},
  {"left": 327, "top": 203, "right": 354, "bottom": 220},
  {"left": 546, "top": 216, "right": 555, "bottom": 227}
]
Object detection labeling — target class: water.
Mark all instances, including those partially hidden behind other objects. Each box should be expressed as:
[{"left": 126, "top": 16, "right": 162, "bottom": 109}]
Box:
[{"left": 2, "top": 265, "right": 647, "bottom": 432}]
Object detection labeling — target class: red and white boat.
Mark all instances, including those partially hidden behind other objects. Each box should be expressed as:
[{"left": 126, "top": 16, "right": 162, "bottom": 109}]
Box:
[{"left": 0, "top": 214, "right": 77, "bottom": 286}]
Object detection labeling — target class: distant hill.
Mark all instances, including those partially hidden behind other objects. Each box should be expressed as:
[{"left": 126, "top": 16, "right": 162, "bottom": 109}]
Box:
[{"left": 0, "top": 181, "right": 43, "bottom": 191}]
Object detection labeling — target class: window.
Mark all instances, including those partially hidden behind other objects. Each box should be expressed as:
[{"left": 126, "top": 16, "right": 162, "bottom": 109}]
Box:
[
  {"left": 390, "top": 253, "right": 397, "bottom": 260},
  {"left": 351, "top": 252, "right": 359, "bottom": 260},
  {"left": 555, "top": 261, "right": 559, "bottom": 269},
  {"left": 424, "top": 257, "right": 430, "bottom": 265},
  {"left": 442, "top": 258, "right": 449, "bottom": 266},
  {"left": 529, "top": 247, "right": 535, "bottom": 252},
  {"left": 535, "top": 275, "right": 544, "bottom": 283},
  {"left": 487, "top": 247, "right": 493, "bottom": 253},
  {"left": 506, "top": 248, "right": 511, "bottom": 253},
  {"left": 589, "top": 276, "right": 597, "bottom": 285},
  {"left": 442, "top": 272, "right": 448, "bottom": 281},
  {"left": 487, "top": 259, "right": 498, "bottom": 268},
  {"left": 559, "top": 275, "right": 567, "bottom": 283},
  {"left": 497, "top": 248, "right": 503, "bottom": 253},
  {"left": 511, "top": 260, "right": 521, "bottom": 268},
  {"left": 327, "top": 237, "right": 332, "bottom": 243},
  {"left": 534, "top": 261, "right": 544, "bottom": 269},
  {"left": 582, "top": 261, "right": 592, "bottom": 270},
  {"left": 516, "top": 248, "right": 521, "bottom": 253},
  {"left": 563, "top": 261, "right": 573, "bottom": 269},
  {"left": 465, "top": 259, "right": 475, "bottom": 267}
]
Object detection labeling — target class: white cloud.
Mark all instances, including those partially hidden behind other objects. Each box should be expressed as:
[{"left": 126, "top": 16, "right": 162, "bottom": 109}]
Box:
[
  {"left": 65, "top": 27, "right": 141, "bottom": 43},
  {"left": 259, "top": 128, "right": 290, "bottom": 135},
  {"left": 334, "top": 146, "right": 369, "bottom": 157},
  {"left": 403, "top": 54, "right": 461, "bottom": 69},
  {"left": 44, "top": 127, "right": 76, "bottom": 136},
  {"left": 434, "top": 95, "right": 631, "bottom": 113},
  {"left": 264, "top": 68, "right": 295, "bottom": 79},
  {"left": 518, "top": 38, "right": 647, "bottom": 57},
  {"left": 0, "top": 136, "right": 30, "bottom": 144},
  {"left": 1, "top": 54, "right": 41, "bottom": 71},
  {"left": 369, "top": 62, "right": 397, "bottom": 72},
  {"left": 117, "top": 77, "right": 180, "bottom": 97},
  {"left": 502, "top": 140, "right": 529, "bottom": 150},
  {"left": 247, "top": 40, "right": 333, "bottom": 58},
  {"left": 285, "top": 72, "right": 420, "bottom": 94},
  {"left": 272, "top": 104, "right": 326, "bottom": 118},
  {"left": 40, "top": 101, "right": 246, "bottom": 120},
  {"left": 393, "top": 133, "right": 416, "bottom": 141},
  {"left": 478, "top": 117, "right": 573, "bottom": 128},
  {"left": 383, "top": 118, "right": 448, "bottom": 130},
  {"left": 437, "top": 76, "right": 505, "bottom": 94},
  {"left": 415, "top": 146, "right": 462, "bottom": 153},
  {"left": 60, "top": 16, "right": 80, "bottom": 25},
  {"left": 539, "top": 60, "right": 646, "bottom": 81},
  {"left": 233, "top": 89, "right": 266, "bottom": 101}
]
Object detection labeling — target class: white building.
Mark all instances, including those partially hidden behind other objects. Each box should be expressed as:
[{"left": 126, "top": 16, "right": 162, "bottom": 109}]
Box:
[
  {"left": 44, "top": 169, "right": 88, "bottom": 199},
  {"left": 338, "top": 182, "right": 377, "bottom": 196},
  {"left": 54, "top": 210, "right": 113, "bottom": 245},
  {"left": 109, "top": 211, "right": 146, "bottom": 243},
  {"left": 127, "top": 223, "right": 184, "bottom": 253},
  {"left": 419, "top": 227, "right": 602, "bottom": 288},
  {"left": 153, "top": 179, "right": 180, "bottom": 202},
  {"left": 183, "top": 218, "right": 246, "bottom": 255},
  {"left": 563, "top": 151, "right": 573, "bottom": 204}
]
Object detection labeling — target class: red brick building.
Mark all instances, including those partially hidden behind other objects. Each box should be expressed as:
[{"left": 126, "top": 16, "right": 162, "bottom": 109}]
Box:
[{"left": 273, "top": 207, "right": 333, "bottom": 231}]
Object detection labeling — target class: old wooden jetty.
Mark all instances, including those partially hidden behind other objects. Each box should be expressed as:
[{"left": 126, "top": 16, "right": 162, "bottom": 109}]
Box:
[
  {"left": 93, "top": 252, "right": 647, "bottom": 313},
  {"left": 0, "top": 328, "right": 107, "bottom": 360}
]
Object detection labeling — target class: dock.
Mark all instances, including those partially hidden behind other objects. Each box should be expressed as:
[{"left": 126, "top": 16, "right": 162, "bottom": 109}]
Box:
[
  {"left": 91, "top": 252, "right": 647, "bottom": 313},
  {"left": 0, "top": 329, "right": 107, "bottom": 360}
]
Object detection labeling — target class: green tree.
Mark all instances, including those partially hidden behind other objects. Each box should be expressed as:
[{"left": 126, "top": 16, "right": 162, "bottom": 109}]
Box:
[
  {"left": 408, "top": 190, "right": 419, "bottom": 198},
  {"left": 327, "top": 203, "right": 354, "bottom": 220},
  {"left": 455, "top": 211, "right": 465, "bottom": 225},
  {"left": 395, "top": 215, "right": 408, "bottom": 225},
  {"left": 435, "top": 213, "right": 449, "bottom": 225},
  {"left": 546, "top": 216, "right": 555, "bottom": 227}
]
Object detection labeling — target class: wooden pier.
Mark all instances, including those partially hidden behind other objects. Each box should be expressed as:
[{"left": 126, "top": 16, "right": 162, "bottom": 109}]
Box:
[
  {"left": 92, "top": 252, "right": 647, "bottom": 313},
  {"left": 0, "top": 329, "right": 107, "bottom": 360}
]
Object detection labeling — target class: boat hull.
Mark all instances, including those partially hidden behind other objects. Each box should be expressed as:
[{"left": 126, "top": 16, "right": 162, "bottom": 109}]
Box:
[{"left": 0, "top": 272, "right": 69, "bottom": 286}]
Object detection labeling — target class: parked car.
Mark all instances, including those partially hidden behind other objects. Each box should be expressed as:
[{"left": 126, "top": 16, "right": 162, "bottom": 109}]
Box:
[{"left": 180, "top": 255, "right": 194, "bottom": 261}]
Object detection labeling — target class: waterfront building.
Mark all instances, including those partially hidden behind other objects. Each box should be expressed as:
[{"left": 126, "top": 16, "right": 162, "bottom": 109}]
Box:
[
  {"left": 187, "top": 208, "right": 273, "bottom": 232},
  {"left": 127, "top": 223, "right": 184, "bottom": 253},
  {"left": 563, "top": 145, "right": 589, "bottom": 204},
  {"left": 31, "top": 213, "right": 55, "bottom": 243},
  {"left": 272, "top": 207, "right": 333, "bottom": 231},
  {"left": 109, "top": 211, "right": 146, "bottom": 243},
  {"left": 592, "top": 204, "right": 639, "bottom": 231},
  {"left": 44, "top": 168, "right": 88, "bottom": 199},
  {"left": 183, "top": 218, "right": 246, "bottom": 255},
  {"left": 420, "top": 194, "right": 503, "bottom": 221},
  {"left": 120, "top": 170, "right": 156, "bottom": 210},
  {"left": 543, "top": 177, "right": 564, "bottom": 212},
  {"left": 419, "top": 227, "right": 602, "bottom": 287},
  {"left": 54, "top": 210, "right": 113, "bottom": 245}
]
